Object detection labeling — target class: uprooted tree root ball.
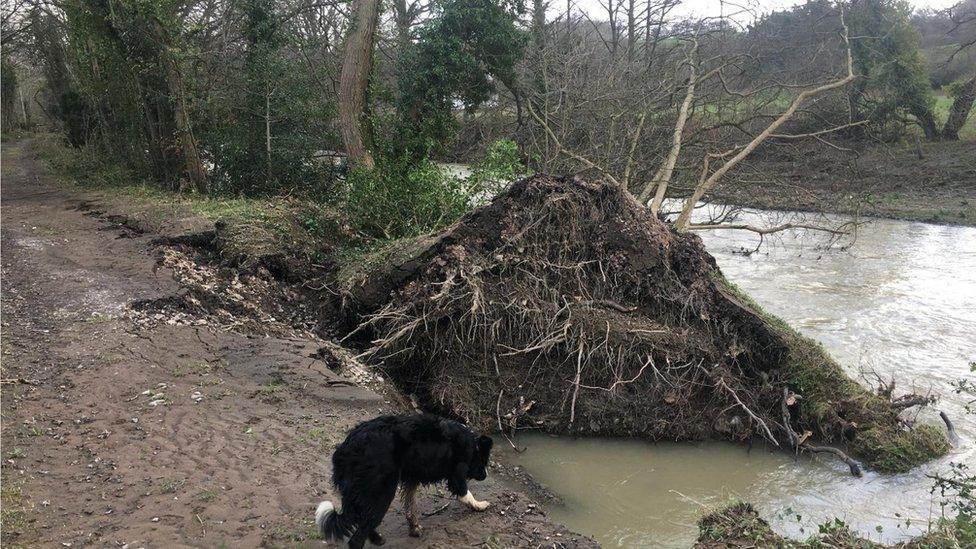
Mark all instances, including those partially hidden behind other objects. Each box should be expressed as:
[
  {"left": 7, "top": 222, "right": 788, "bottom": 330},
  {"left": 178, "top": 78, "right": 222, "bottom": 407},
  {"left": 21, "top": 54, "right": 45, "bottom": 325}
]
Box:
[{"left": 337, "top": 175, "right": 948, "bottom": 473}]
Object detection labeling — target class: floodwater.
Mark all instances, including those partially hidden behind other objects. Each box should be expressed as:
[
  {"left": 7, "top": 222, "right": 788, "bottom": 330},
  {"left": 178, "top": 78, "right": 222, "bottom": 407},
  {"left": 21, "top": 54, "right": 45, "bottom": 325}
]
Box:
[{"left": 504, "top": 206, "right": 976, "bottom": 548}]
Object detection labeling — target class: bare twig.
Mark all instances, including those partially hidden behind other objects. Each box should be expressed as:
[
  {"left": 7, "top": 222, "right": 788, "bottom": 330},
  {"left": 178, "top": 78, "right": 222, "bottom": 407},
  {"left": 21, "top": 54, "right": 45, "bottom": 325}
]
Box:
[
  {"left": 674, "top": 10, "right": 857, "bottom": 231},
  {"left": 717, "top": 378, "right": 779, "bottom": 446}
]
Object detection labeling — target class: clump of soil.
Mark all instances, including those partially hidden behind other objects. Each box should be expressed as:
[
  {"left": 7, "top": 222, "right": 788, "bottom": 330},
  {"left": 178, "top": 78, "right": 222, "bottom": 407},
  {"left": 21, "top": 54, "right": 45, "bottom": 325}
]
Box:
[
  {"left": 339, "top": 174, "right": 947, "bottom": 472},
  {"left": 695, "top": 501, "right": 971, "bottom": 547}
]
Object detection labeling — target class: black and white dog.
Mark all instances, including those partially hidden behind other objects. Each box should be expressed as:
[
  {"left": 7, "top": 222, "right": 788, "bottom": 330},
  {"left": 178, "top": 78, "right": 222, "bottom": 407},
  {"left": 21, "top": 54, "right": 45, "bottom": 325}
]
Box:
[{"left": 315, "top": 414, "right": 494, "bottom": 548}]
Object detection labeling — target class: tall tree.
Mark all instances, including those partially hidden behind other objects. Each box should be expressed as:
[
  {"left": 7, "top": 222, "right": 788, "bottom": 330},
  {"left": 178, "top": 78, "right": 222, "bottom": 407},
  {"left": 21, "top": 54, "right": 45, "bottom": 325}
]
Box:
[
  {"left": 847, "top": 0, "right": 941, "bottom": 139},
  {"left": 393, "top": 0, "right": 526, "bottom": 160},
  {"left": 149, "top": 12, "right": 208, "bottom": 193},
  {"left": 1, "top": 57, "right": 18, "bottom": 133},
  {"left": 339, "top": 0, "right": 380, "bottom": 168}
]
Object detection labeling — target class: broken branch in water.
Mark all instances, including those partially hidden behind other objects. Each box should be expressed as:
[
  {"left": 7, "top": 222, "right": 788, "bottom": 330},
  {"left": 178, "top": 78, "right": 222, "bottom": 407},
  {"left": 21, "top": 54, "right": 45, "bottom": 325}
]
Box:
[
  {"left": 802, "top": 443, "right": 863, "bottom": 478},
  {"left": 686, "top": 222, "right": 851, "bottom": 236},
  {"left": 940, "top": 411, "right": 960, "bottom": 446},
  {"left": 890, "top": 393, "right": 937, "bottom": 411},
  {"left": 782, "top": 387, "right": 863, "bottom": 477}
]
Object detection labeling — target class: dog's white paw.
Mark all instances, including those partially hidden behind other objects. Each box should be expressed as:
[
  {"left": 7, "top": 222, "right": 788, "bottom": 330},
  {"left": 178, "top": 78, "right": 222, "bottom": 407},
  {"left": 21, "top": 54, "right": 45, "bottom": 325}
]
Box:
[
  {"left": 460, "top": 491, "right": 491, "bottom": 511},
  {"left": 470, "top": 499, "right": 491, "bottom": 512}
]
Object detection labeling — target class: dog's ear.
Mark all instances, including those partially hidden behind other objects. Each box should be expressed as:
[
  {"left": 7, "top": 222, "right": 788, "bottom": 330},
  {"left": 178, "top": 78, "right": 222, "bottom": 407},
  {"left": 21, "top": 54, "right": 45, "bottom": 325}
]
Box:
[{"left": 477, "top": 435, "right": 493, "bottom": 455}]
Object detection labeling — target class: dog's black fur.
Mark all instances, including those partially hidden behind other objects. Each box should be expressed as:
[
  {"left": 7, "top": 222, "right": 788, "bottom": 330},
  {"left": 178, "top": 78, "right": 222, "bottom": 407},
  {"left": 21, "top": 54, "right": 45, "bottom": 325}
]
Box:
[{"left": 315, "top": 414, "right": 493, "bottom": 548}]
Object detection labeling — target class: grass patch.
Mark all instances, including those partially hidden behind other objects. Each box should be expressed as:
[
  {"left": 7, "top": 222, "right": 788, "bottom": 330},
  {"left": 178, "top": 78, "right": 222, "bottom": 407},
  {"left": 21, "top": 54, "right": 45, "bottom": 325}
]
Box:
[
  {"left": 0, "top": 478, "right": 30, "bottom": 544},
  {"left": 158, "top": 477, "right": 186, "bottom": 494},
  {"left": 34, "top": 135, "right": 357, "bottom": 269},
  {"left": 173, "top": 361, "right": 220, "bottom": 378},
  {"left": 196, "top": 489, "right": 219, "bottom": 502},
  {"left": 717, "top": 274, "right": 949, "bottom": 472},
  {"left": 298, "top": 427, "right": 329, "bottom": 445}
]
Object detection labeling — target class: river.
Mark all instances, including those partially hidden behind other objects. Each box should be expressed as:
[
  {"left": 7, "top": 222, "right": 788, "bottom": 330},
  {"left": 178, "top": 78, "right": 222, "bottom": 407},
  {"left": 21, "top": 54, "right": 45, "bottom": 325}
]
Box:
[{"left": 502, "top": 206, "right": 976, "bottom": 547}]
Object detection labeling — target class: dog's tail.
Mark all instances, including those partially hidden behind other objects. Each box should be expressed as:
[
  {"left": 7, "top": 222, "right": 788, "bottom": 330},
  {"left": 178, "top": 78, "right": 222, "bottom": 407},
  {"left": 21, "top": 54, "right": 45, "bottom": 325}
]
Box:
[{"left": 315, "top": 500, "right": 354, "bottom": 541}]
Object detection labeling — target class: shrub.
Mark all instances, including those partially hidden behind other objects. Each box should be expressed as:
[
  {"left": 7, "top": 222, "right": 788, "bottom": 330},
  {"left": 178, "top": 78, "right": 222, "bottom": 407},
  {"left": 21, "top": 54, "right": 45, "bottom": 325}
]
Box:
[
  {"left": 345, "top": 156, "right": 469, "bottom": 239},
  {"left": 465, "top": 139, "right": 529, "bottom": 202}
]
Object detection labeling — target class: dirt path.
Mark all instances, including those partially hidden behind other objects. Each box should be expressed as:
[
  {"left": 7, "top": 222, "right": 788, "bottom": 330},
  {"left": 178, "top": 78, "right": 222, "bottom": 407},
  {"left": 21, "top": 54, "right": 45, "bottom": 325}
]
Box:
[{"left": 0, "top": 140, "right": 591, "bottom": 548}]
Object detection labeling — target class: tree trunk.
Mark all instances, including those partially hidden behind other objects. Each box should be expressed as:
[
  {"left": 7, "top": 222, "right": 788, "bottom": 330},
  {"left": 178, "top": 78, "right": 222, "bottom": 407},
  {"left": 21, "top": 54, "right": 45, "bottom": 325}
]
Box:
[
  {"left": 674, "top": 16, "right": 857, "bottom": 231},
  {"left": 532, "top": 0, "right": 546, "bottom": 47},
  {"left": 626, "top": 0, "right": 635, "bottom": 60},
  {"left": 942, "top": 75, "right": 976, "bottom": 141},
  {"left": 339, "top": 0, "right": 380, "bottom": 169},
  {"left": 393, "top": 0, "right": 412, "bottom": 55},
  {"left": 265, "top": 89, "right": 273, "bottom": 180},
  {"left": 913, "top": 105, "right": 940, "bottom": 141},
  {"left": 152, "top": 19, "right": 208, "bottom": 194}
]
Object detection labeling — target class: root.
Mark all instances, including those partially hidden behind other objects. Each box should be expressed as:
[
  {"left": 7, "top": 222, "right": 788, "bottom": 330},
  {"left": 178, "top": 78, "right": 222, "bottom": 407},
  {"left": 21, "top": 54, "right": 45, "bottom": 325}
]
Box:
[
  {"left": 718, "top": 378, "right": 779, "bottom": 447},
  {"left": 569, "top": 342, "right": 584, "bottom": 426},
  {"left": 782, "top": 388, "right": 862, "bottom": 477}
]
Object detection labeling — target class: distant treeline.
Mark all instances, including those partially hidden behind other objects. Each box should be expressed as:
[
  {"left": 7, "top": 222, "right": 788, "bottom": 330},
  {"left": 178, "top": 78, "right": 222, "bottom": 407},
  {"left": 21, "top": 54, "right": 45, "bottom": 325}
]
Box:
[{"left": 0, "top": 0, "right": 973, "bottom": 231}]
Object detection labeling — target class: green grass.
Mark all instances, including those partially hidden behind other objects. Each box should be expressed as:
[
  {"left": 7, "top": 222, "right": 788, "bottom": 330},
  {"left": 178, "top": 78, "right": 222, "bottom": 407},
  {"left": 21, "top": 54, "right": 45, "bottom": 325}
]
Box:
[
  {"left": 158, "top": 477, "right": 186, "bottom": 494},
  {"left": 298, "top": 427, "right": 329, "bottom": 445},
  {"left": 0, "top": 479, "right": 30, "bottom": 544},
  {"left": 35, "top": 135, "right": 355, "bottom": 267},
  {"left": 196, "top": 489, "right": 219, "bottom": 502},
  {"left": 173, "top": 361, "right": 219, "bottom": 378}
]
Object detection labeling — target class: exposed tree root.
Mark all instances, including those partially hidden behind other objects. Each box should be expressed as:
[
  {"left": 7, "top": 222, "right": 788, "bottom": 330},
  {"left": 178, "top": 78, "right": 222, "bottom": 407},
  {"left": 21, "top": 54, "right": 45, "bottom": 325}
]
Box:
[{"left": 336, "top": 174, "right": 948, "bottom": 473}]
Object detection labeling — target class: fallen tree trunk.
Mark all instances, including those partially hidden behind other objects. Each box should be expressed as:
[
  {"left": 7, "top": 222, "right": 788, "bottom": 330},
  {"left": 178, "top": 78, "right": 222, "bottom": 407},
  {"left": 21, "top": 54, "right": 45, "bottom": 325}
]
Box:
[{"left": 336, "top": 174, "right": 947, "bottom": 473}]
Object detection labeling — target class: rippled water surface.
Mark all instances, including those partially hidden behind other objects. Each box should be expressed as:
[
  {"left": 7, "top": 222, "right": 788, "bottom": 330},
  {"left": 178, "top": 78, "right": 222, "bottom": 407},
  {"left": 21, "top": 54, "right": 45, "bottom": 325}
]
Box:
[{"left": 506, "top": 208, "right": 976, "bottom": 548}]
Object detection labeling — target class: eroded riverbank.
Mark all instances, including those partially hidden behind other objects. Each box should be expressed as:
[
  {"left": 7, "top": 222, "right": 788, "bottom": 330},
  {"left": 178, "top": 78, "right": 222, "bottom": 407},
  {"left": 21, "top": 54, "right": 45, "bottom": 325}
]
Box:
[{"left": 5, "top": 135, "right": 976, "bottom": 546}]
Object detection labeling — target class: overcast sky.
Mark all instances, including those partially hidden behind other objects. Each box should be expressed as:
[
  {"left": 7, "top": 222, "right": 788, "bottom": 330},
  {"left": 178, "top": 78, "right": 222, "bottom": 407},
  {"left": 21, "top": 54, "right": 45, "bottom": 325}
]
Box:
[{"left": 569, "top": 0, "right": 960, "bottom": 21}]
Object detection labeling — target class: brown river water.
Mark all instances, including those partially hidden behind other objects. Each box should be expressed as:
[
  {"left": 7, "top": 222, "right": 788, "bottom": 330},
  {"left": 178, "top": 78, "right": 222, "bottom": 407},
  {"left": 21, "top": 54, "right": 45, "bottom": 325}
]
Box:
[{"left": 501, "top": 207, "right": 976, "bottom": 548}]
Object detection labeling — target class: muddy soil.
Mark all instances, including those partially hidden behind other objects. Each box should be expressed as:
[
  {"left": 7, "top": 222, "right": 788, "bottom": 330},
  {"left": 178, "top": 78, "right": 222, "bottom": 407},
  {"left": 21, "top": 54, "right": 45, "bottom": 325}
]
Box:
[{"left": 0, "top": 139, "right": 592, "bottom": 548}]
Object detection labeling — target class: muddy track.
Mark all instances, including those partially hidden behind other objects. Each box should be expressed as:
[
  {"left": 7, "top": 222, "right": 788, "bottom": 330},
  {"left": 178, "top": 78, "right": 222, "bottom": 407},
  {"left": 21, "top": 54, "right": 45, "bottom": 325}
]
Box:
[{"left": 0, "top": 140, "right": 593, "bottom": 548}]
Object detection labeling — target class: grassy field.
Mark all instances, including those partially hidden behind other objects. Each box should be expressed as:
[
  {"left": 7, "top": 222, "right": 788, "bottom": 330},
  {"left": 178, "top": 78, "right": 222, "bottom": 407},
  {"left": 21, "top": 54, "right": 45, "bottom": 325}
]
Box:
[{"left": 712, "top": 138, "right": 976, "bottom": 226}]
